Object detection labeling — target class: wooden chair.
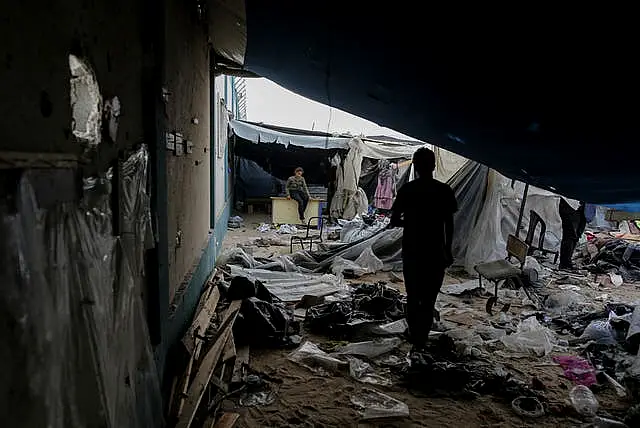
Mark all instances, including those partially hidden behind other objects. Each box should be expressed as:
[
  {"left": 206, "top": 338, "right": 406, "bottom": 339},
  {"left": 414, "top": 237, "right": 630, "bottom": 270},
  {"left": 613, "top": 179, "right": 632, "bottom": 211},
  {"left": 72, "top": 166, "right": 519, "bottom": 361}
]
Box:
[
  {"left": 525, "top": 210, "right": 559, "bottom": 263},
  {"left": 474, "top": 234, "right": 529, "bottom": 314},
  {"left": 290, "top": 216, "right": 327, "bottom": 252}
]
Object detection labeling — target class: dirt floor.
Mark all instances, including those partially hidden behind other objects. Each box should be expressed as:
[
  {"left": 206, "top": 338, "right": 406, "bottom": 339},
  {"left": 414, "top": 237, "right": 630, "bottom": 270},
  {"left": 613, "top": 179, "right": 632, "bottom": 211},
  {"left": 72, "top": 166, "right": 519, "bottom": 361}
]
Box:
[{"left": 218, "top": 212, "right": 639, "bottom": 427}]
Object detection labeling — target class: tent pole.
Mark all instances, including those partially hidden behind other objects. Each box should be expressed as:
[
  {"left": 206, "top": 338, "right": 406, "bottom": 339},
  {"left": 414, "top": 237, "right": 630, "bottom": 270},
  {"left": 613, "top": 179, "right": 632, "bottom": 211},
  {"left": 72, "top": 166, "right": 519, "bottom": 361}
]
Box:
[{"left": 515, "top": 182, "right": 529, "bottom": 238}]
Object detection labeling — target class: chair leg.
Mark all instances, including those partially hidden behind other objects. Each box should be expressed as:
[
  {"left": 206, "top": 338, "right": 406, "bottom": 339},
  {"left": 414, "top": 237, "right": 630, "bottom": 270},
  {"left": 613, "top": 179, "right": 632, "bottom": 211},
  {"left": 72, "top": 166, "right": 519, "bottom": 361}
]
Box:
[{"left": 478, "top": 275, "right": 483, "bottom": 290}]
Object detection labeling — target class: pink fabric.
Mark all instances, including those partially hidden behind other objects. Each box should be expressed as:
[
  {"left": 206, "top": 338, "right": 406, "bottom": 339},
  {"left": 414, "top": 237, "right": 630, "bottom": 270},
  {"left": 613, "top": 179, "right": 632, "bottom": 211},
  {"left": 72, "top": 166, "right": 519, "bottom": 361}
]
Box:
[
  {"left": 374, "top": 162, "right": 397, "bottom": 209},
  {"left": 552, "top": 355, "right": 597, "bottom": 386}
]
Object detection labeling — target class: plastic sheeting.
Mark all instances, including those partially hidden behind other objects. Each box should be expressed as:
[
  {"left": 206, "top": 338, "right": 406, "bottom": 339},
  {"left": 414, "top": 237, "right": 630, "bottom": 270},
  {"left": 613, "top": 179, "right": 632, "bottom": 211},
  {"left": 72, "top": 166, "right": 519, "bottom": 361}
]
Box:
[
  {"left": 229, "top": 265, "right": 345, "bottom": 302},
  {"left": 230, "top": 119, "right": 426, "bottom": 160},
  {"left": 449, "top": 161, "right": 489, "bottom": 265},
  {"left": 0, "top": 146, "right": 162, "bottom": 428},
  {"left": 236, "top": 157, "right": 286, "bottom": 200},
  {"left": 434, "top": 146, "right": 469, "bottom": 183},
  {"left": 463, "top": 170, "right": 579, "bottom": 273}
]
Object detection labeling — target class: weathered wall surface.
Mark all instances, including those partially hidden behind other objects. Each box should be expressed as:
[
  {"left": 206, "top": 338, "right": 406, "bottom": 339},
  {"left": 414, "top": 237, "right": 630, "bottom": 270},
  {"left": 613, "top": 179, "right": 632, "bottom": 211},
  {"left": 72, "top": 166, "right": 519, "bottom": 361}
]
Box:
[
  {"left": 164, "top": 0, "right": 212, "bottom": 301},
  {"left": 0, "top": 1, "right": 144, "bottom": 158}
]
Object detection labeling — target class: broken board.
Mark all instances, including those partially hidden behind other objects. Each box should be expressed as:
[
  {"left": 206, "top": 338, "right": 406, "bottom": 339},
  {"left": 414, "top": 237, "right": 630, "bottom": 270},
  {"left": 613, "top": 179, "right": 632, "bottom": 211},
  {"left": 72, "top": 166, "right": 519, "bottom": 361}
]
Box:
[
  {"left": 176, "top": 300, "right": 242, "bottom": 428},
  {"left": 232, "top": 346, "right": 250, "bottom": 384},
  {"left": 183, "top": 276, "right": 221, "bottom": 354}
]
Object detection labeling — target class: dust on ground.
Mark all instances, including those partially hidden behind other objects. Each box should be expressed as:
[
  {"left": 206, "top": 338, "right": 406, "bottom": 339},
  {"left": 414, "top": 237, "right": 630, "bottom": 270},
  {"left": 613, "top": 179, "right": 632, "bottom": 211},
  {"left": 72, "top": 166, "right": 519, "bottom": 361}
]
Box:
[{"left": 219, "top": 213, "right": 639, "bottom": 427}]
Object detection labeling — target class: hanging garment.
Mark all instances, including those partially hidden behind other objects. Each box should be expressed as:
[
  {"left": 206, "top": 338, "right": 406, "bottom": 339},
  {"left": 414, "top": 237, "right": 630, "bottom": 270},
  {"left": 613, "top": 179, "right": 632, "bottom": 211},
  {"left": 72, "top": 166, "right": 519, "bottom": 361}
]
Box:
[{"left": 374, "top": 160, "right": 397, "bottom": 209}]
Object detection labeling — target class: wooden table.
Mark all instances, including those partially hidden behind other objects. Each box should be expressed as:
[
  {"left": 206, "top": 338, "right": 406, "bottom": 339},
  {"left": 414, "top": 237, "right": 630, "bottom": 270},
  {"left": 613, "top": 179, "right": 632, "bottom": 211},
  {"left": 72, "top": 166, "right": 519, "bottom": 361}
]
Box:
[{"left": 271, "top": 197, "right": 325, "bottom": 226}]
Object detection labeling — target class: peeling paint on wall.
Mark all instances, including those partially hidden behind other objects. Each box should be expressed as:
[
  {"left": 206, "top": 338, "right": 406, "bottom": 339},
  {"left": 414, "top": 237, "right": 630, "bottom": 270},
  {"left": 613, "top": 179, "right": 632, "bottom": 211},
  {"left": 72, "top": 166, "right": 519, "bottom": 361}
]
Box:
[{"left": 69, "top": 54, "right": 102, "bottom": 146}]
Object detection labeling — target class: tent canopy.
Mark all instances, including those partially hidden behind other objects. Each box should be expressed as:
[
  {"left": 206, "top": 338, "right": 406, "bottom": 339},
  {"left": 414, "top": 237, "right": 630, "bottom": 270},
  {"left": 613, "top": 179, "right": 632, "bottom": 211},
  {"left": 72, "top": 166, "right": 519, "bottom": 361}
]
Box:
[
  {"left": 230, "top": 119, "right": 425, "bottom": 159},
  {"left": 211, "top": 1, "right": 640, "bottom": 205}
]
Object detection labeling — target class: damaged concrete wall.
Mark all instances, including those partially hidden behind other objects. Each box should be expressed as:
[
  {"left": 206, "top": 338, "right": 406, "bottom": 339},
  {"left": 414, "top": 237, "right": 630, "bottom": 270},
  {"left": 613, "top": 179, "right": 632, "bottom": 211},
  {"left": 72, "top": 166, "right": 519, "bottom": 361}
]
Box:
[
  {"left": 0, "top": 2, "right": 144, "bottom": 162},
  {"left": 164, "top": 0, "right": 212, "bottom": 302}
]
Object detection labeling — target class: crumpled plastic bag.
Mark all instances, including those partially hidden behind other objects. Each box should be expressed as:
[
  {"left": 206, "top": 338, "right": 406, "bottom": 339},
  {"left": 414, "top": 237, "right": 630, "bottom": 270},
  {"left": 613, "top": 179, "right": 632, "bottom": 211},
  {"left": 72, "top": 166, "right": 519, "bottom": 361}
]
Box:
[
  {"left": 501, "top": 317, "right": 557, "bottom": 356},
  {"left": 354, "top": 247, "right": 384, "bottom": 273},
  {"left": 288, "top": 341, "right": 348, "bottom": 376},
  {"left": 333, "top": 337, "right": 402, "bottom": 359},
  {"left": 332, "top": 256, "right": 368, "bottom": 277},
  {"left": 350, "top": 388, "right": 409, "bottom": 420}
]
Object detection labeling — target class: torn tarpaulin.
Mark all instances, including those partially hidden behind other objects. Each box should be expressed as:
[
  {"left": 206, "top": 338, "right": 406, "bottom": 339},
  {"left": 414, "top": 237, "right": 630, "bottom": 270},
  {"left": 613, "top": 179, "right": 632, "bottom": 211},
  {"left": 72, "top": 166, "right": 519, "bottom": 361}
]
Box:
[
  {"left": 229, "top": 265, "right": 345, "bottom": 303},
  {"left": 305, "top": 282, "right": 406, "bottom": 336}
]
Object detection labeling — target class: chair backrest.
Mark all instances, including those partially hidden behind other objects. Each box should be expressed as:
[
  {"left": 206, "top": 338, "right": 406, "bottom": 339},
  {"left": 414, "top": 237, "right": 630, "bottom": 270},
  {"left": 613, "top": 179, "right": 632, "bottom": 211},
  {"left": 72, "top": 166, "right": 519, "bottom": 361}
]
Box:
[
  {"left": 506, "top": 234, "right": 529, "bottom": 267},
  {"left": 525, "top": 210, "right": 547, "bottom": 249},
  {"left": 305, "top": 216, "right": 327, "bottom": 236}
]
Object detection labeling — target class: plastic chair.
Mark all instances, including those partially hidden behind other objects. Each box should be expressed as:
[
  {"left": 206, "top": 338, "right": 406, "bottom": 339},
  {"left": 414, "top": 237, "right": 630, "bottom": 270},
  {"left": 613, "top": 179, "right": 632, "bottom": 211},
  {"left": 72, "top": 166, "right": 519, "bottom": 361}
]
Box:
[
  {"left": 290, "top": 216, "right": 327, "bottom": 252},
  {"left": 474, "top": 234, "right": 529, "bottom": 314},
  {"left": 525, "top": 210, "right": 559, "bottom": 263}
]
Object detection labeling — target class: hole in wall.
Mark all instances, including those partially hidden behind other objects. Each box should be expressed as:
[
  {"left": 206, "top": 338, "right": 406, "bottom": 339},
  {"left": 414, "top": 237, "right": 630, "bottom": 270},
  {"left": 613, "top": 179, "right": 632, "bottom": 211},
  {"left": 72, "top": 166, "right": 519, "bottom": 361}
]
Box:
[{"left": 69, "top": 54, "right": 102, "bottom": 146}]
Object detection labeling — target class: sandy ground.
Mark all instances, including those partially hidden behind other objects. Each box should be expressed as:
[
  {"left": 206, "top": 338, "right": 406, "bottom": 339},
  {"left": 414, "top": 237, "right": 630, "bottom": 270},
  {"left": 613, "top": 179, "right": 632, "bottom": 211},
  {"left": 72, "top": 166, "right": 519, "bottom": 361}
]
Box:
[{"left": 218, "top": 212, "right": 639, "bottom": 427}]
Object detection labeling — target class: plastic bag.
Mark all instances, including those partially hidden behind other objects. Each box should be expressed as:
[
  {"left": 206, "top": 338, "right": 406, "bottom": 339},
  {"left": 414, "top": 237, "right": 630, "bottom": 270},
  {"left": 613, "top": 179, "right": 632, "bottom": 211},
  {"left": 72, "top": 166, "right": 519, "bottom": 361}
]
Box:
[
  {"left": 569, "top": 385, "right": 599, "bottom": 417},
  {"left": 350, "top": 388, "right": 409, "bottom": 420},
  {"left": 501, "top": 317, "right": 557, "bottom": 356},
  {"left": 334, "top": 337, "right": 402, "bottom": 359},
  {"left": 580, "top": 319, "right": 617, "bottom": 346},
  {"left": 354, "top": 247, "right": 384, "bottom": 273},
  {"left": 288, "top": 341, "right": 348, "bottom": 376},
  {"left": 347, "top": 357, "right": 392, "bottom": 386},
  {"left": 331, "top": 256, "right": 368, "bottom": 277}
]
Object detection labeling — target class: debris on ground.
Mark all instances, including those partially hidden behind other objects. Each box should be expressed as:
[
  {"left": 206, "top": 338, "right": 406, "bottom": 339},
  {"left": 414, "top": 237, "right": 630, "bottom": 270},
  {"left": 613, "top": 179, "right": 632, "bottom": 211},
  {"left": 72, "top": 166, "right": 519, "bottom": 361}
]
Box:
[{"left": 196, "top": 212, "right": 640, "bottom": 427}]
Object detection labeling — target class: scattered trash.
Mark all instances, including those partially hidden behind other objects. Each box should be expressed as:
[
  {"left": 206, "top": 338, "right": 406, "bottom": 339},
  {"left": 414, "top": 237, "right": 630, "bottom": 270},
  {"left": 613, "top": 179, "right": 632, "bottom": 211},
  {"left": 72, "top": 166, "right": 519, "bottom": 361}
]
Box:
[
  {"left": 610, "top": 273, "right": 624, "bottom": 286},
  {"left": 228, "top": 215, "right": 244, "bottom": 229},
  {"left": 239, "top": 391, "right": 276, "bottom": 407},
  {"left": 350, "top": 388, "right": 409, "bottom": 420},
  {"left": 441, "top": 280, "right": 482, "bottom": 296},
  {"left": 569, "top": 385, "right": 599, "bottom": 417},
  {"left": 256, "top": 223, "right": 271, "bottom": 233},
  {"left": 601, "top": 371, "right": 627, "bottom": 398},
  {"left": 592, "top": 415, "right": 630, "bottom": 428},
  {"left": 277, "top": 224, "right": 298, "bottom": 234},
  {"left": 230, "top": 266, "right": 345, "bottom": 303},
  {"left": 288, "top": 341, "right": 349, "bottom": 376},
  {"left": 511, "top": 396, "right": 545, "bottom": 418},
  {"left": 347, "top": 357, "right": 392, "bottom": 386},
  {"left": 552, "top": 355, "right": 597, "bottom": 386},
  {"left": 371, "top": 319, "right": 408, "bottom": 336},
  {"left": 501, "top": 317, "right": 557, "bottom": 356},
  {"left": 334, "top": 337, "right": 403, "bottom": 359},
  {"left": 255, "top": 236, "right": 288, "bottom": 247},
  {"left": 354, "top": 246, "right": 384, "bottom": 274}
]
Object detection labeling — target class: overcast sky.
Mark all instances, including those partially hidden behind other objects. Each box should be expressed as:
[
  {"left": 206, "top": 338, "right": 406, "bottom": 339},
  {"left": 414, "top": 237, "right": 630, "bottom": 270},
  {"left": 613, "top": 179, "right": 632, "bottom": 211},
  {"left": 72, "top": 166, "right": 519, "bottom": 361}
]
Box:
[{"left": 245, "top": 78, "right": 419, "bottom": 141}]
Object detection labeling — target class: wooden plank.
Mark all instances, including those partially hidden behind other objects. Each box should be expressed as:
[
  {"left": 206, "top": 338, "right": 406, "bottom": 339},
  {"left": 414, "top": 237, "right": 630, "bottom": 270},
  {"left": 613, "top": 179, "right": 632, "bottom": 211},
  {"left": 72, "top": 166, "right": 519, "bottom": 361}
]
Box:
[
  {"left": 183, "top": 277, "right": 220, "bottom": 354},
  {"left": 222, "top": 334, "right": 236, "bottom": 363},
  {"left": 213, "top": 413, "right": 240, "bottom": 428},
  {"left": 176, "top": 301, "right": 242, "bottom": 428},
  {"left": 232, "top": 346, "right": 250, "bottom": 384},
  {"left": 175, "top": 338, "right": 203, "bottom": 418}
]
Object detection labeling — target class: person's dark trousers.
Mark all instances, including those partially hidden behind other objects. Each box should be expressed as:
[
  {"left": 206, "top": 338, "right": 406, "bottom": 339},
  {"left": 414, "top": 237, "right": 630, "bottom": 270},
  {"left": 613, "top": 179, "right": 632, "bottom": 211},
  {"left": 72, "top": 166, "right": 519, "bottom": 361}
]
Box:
[
  {"left": 290, "top": 190, "right": 309, "bottom": 220},
  {"left": 403, "top": 255, "right": 445, "bottom": 348},
  {"left": 559, "top": 199, "right": 581, "bottom": 268},
  {"left": 560, "top": 237, "right": 578, "bottom": 268}
]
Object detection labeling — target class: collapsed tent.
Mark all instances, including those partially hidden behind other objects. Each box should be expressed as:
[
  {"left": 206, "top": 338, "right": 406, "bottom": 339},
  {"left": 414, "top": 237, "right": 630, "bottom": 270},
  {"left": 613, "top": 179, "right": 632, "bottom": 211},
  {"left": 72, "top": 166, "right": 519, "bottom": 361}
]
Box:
[{"left": 229, "top": 119, "right": 425, "bottom": 215}]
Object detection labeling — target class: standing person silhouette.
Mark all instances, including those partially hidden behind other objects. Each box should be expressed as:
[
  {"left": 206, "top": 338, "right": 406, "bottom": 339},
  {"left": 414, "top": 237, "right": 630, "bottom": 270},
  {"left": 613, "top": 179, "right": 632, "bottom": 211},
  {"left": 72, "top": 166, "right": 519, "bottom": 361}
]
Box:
[
  {"left": 286, "top": 167, "right": 311, "bottom": 222},
  {"left": 390, "top": 147, "right": 457, "bottom": 352}
]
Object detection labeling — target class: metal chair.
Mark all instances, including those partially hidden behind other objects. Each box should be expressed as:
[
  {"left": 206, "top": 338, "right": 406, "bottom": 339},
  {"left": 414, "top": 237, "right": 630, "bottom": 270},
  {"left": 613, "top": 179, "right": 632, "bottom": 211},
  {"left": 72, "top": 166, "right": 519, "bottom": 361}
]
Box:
[
  {"left": 525, "top": 210, "right": 559, "bottom": 263},
  {"left": 290, "top": 216, "right": 327, "bottom": 252},
  {"left": 474, "top": 234, "right": 529, "bottom": 314}
]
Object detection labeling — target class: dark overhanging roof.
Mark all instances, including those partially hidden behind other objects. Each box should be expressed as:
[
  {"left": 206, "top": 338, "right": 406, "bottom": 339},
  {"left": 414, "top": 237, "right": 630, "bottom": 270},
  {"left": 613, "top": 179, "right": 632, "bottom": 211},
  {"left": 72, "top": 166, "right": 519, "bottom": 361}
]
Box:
[{"left": 232, "top": 2, "right": 639, "bottom": 205}]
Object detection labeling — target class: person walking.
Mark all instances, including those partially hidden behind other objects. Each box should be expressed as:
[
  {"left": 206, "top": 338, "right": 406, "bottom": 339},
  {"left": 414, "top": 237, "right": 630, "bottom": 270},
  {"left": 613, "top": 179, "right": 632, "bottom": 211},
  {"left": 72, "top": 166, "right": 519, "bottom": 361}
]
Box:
[
  {"left": 390, "top": 147, "right": 457, "bottom": 352},
  {"left": 286, "top": 167, "right": 311, "bottom": 222}
]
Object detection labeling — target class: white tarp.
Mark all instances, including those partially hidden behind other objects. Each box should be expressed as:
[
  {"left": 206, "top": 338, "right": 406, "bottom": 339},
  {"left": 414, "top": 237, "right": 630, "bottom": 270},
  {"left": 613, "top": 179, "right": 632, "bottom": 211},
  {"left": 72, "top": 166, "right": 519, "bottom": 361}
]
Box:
[
  {"left": 463, "top": 170, "right": 579, "bottom": 273},
  {"left": 229, "top": 119, "right": 427, "bottom": 160}
]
